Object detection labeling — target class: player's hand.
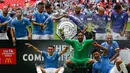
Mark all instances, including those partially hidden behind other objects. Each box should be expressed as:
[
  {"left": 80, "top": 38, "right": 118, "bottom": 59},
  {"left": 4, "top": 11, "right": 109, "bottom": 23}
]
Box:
[
  {"left": 120, "top": 31, "right": 125, "bottom": 36},
  {"left": 65, "top": 46, "right": 70, "bottom": 49},
  {"left": 2, "top": 21, "right": 9, "bottom": 26},
  {"left": 40, "top": 24, "right": 46, "bottom": 30},
  {"left": 28, "top": 35, "right": 32, "bottom": 40},
  {"left": 12, "top": 37, "right": 16, "bottom": 46},
  {"left": 63, "top": 14, "right": 68, "bottom": 17},
  {"left": 93, "top": 42, "right": 99, "bottom": 47},
  {"left": 25, "top": 43, "right": 32, "bottom": 47}
]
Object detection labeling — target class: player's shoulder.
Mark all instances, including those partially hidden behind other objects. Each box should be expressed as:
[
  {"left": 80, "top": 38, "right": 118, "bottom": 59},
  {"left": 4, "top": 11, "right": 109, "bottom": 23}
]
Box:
[
  {"left": 22, "top": 17, "right": 29, "bottom": 21},
  {"left": 112, "top": 41, "right": 118, "bottom": 44},
  {"left": 101, "top": 42, "right": 107, "bottom": 46},
  {"left": 43, "top": 12, "right": 49, "bottom": 17},
  {"left": 122, "top": 10, "right": 128, "bottom": 15},
  {"left": 103, "top": 14, "right": 108, "bottom": 17},
  {"left": 92, "top": 13, "right": 97, "bottom": 17},
  {"left": 32, "top": 11, "right": 38, "bottom": 15}
]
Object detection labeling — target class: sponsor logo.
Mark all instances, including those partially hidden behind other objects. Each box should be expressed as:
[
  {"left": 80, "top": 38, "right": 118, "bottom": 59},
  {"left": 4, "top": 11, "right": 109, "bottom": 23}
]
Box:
[{"left": 5, "top": 58, "right": 12, "bottom": 64}]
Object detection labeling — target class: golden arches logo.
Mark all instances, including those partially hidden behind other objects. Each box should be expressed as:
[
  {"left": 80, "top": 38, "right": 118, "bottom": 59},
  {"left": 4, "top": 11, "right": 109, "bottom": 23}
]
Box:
[{"left": 5, "top": 58, "right": 12, "bottom": 64}]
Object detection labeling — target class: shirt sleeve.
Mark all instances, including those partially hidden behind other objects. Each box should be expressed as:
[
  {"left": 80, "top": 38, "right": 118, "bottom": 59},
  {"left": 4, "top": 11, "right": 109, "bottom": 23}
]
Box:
[
  {"left": 106, "top": 15, "right": 108, "bottom": 24},
  {"left": 11, "top": 20, "right": 15, "bottom": 28},
  {"left": 64, "top": 38, "right": 74, "bottom": 45},
  {"left": 26, "top": 19, "right": 31, "bottom": 26},
  {"left": 111, "top": 12, "right": 114, "bottom": 22},
  {"left": 42, "top": 51, "right": 46, "bottom": 57},
  {"left": 113, "top": 41, "right": 119, "bottom": 50},
  {"left": 31, "top": 12, "right": 36, "bottom": 21},
  {"left": 84, "top": 15, "right": 88, "bottom": 25},
  {"left": 85, "top": 40, "right": 93, "bottom": 47},
  {"left": 92, "top": 14, "right": 96, "bottom": 24},
  {"left": 124, "top": 13, "right": 128, "bottom": 23},
  {"left": 7, "top": 17, "right": 12, "bottom": 27},
  {"left": 55, "top": 52, "right": 60, "bottom": 58}
]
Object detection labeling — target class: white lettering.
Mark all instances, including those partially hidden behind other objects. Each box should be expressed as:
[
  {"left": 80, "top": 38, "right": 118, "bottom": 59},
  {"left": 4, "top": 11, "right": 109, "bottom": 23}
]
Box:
[
  {"left": 23, "top": 54, "right": 27, "bottom": 61},
  {"left": 28, "top": 54, "right": 34, "bottom": 61}
]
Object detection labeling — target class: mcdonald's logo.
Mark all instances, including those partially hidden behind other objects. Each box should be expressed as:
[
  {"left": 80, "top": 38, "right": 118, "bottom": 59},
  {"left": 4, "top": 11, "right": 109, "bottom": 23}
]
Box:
[{"left": 5, "top": 58, "right": 12, "bottom": 64}]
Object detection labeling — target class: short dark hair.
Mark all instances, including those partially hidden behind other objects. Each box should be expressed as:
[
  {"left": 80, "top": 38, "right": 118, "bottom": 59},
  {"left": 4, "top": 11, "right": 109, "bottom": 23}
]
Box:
[
  {"left": 16, "top": 8, "right": 22, "bottom": 12},
  {"left": 45, "top": 3, "right": 51, "bottom": 9},
  {"left": 16, "top": 8, "right": 22, "bottom": 11},
  {"left": 92, "top": 49, "right": 101, "bottom": 54},
  {"left": 76, "top": 30, "right": 84, "bottom": 36},
  {"left": 48, "top": 45, "right": 55, "bottom": 49},
  {"left": 37, "top": 2, "right": 44, "bottom": 6},
  {"left": 114, "top": 4, "right": 122, "bottom": 10}
]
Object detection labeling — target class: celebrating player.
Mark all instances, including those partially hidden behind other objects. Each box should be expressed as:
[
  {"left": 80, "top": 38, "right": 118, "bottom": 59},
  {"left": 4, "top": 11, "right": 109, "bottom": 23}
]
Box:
[
  {"left": 0, "top": 6, "right": 12, "bottom": 39},
  {"left": 92, "top": 42, "right": 128, "bottom": 73},
  {"left": 101, "top": 33, "right": 120, "bottom": 62},
  {"left": 60, "top": 31, "right": 95, "bottom": 72},
  {"left": 31, "top": 2, "right": 49, "bottom": 40},
  {"left": 25, "top": 43, "right": 69, "bottom": 73},
  {"left": 43, "top": 3, "right": 54, "bottom": 40},
  {"left": 11, "top": 8, "right": 32, "bottom": 45}
]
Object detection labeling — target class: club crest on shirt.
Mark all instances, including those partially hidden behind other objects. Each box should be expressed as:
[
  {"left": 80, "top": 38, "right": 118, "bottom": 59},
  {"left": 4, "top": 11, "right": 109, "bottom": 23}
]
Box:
[
  {"left": 81, "top": 18, "right": 84, "bottom": 20},
  {"left": 114, "top": 15, "right": 117, "bottom": 18},
  {"left": 121, "top": 15, "right": 124, "bottom": 18},
  {"left": 103, "top": 17, "right": 105, "bottom": 20},
  {"left": 22, "top": 22, "right": 25, "bottom": 24}
]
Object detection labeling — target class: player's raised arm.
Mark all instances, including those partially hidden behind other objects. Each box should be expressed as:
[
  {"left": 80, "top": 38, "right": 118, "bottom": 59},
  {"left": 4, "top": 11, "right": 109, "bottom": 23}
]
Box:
[
  {"left": 59, "top": 46, "right": 69, "bottom": 56},
  {"left": 25, "top": 43, "right": 42, "bottom": 54},
  {"left": 93, "top": 42, "right": 108, "bottom": 56}
]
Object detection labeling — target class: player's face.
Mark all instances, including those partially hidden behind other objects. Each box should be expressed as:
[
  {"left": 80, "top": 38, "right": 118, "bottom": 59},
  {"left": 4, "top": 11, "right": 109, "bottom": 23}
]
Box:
[
  {"left": 98, "top": 10, "right": 104, "bottom": 16},
  {"left": 47, "top": 47, "right": 54, "bottom": 54},
  {"left": 16, "top": 10, "right": 22, "bottom": 17},
  {"left": 77, "top": 32, "right": 83, "bottom": 41},
  {"left": 75, "top": 10, "right": 80, "bottom": 15},
  {"left": 106, "top": 35, "right": 112, "bottom": 44},
  {"left": 93, "top": 52, "right": 100, "bottom": 61},
  {"left": 115, "top": 9, "right": 122, "bottom": 14},
  {"left": 37, "top": 5, "right": 44, "bottom": 13},
  {"left": 46, "top": 7, "right": 52, "bottom": 14},
  {"left": 3, "top": 6, "right": 9, "bottom": 14}
]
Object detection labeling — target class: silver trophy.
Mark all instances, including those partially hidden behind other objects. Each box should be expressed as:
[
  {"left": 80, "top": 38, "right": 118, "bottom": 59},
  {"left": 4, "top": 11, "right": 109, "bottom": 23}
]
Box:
[{"left": 56, "top": 18, "right": 77, "bottom": 39}]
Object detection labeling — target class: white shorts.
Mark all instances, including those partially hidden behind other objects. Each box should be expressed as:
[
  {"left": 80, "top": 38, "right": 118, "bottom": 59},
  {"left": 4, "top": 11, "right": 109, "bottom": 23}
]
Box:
[
  {"left": 95, "top": 33, "right": 106, "bottom": 40},
  {"left": 16, "top": 36, "right": 28, "bottom": 40},
  {"left": 32, "top": 34, "right": 54, "bottom": 40},
  {"left": 42, "top": 34, "right": 54, "bottom": 40},
  {"left": 45, "top": 68, "right": 57, "bottom": 73},
  {"left": 112, "top": 32, "right": 126, "bottom": 40},
  {"left": 110, "top": 65, "right": 120, "bottom": 73},
  {"left": 32, "top": 34, "right": 45, "bottom": 40},
  {"left": 0, "top": 33, "right": 8, "bottom": 40}
]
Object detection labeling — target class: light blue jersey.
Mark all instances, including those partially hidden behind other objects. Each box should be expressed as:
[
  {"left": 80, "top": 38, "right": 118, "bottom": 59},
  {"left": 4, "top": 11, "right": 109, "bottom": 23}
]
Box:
[
  {"left": 42, "top": 51, "right": 59, "bottom": 68},
  {"left": 11, "top": 17, "right": 31, "bottom": 38},
  {"left": 44, "top": 13, "right": 53, "bottom": 35},
  {"left": 0, "top": 14, "right": 12, "bottom": 33},
  {"left": 101, "top": 41, "right": 119, "bottom": 59},
  {"left": 32, "top": 11, "right": 49, "bottom": 35},
  {"left": 93, "top": 56, "right": 114, "bottom": 73}
]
